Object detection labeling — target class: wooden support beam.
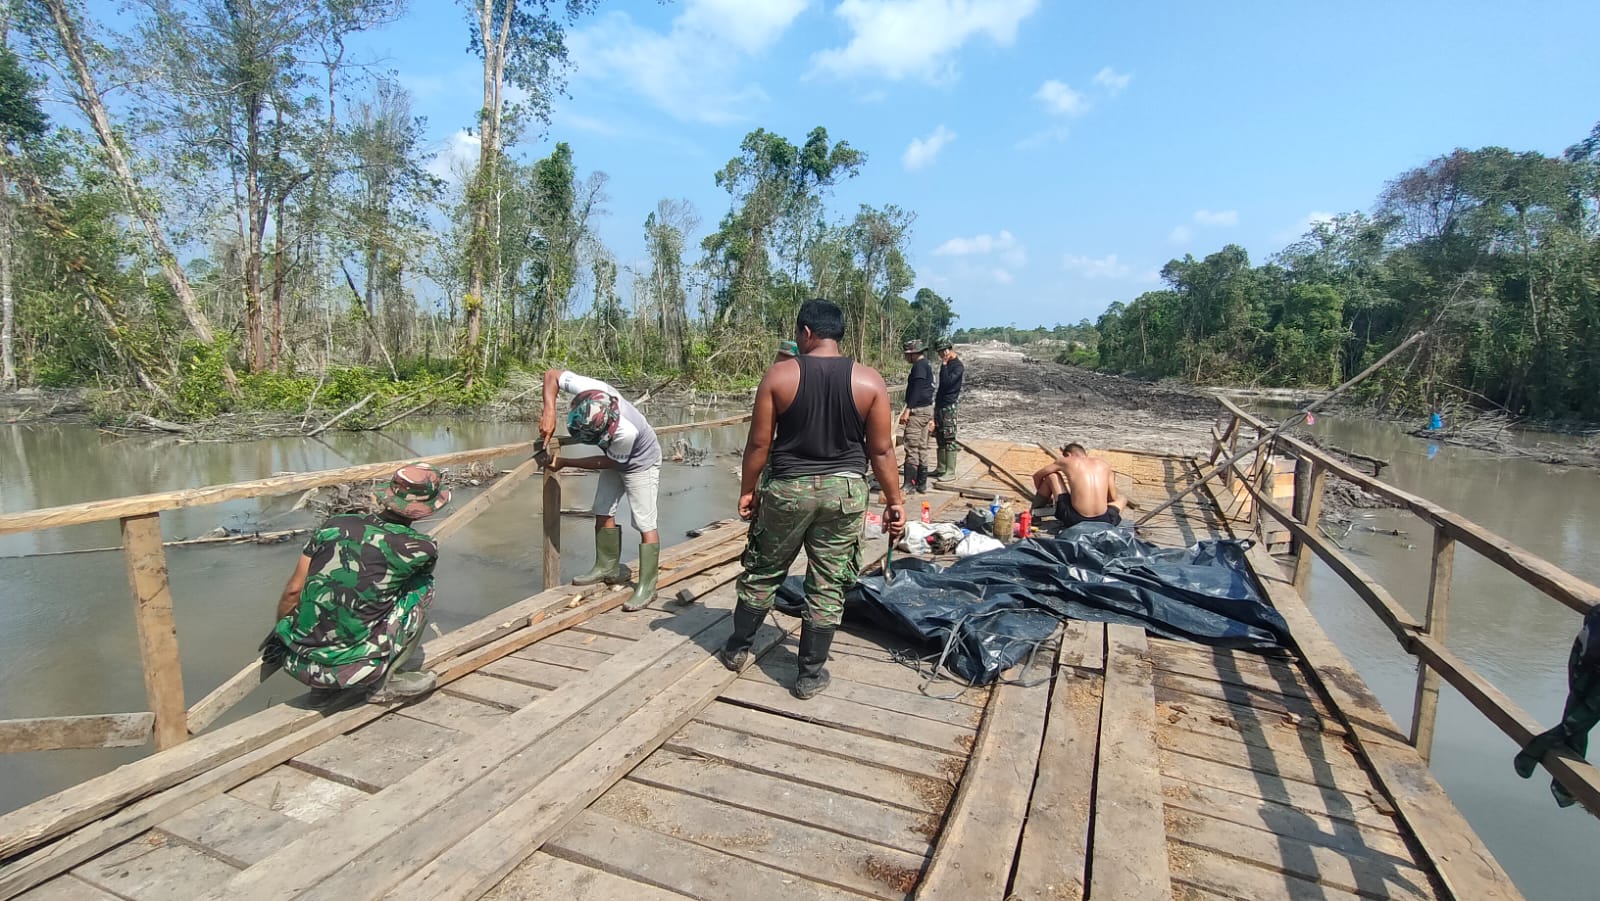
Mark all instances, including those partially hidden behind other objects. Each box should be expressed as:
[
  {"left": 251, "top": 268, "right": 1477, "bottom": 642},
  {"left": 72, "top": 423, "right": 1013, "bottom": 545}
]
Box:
[
  {"left": 185, "top": 663, "right": 277, "bottom": 736},
  {"left": 956, "top": 439, "right": 1034, "bottom": 500},
  {"left": 1089, "top": 624, "right": 1171, "bottom": 900},
  {"left": 1291, "top": 461, "right": 1327, "bottom": 594},
  {"left": 542, "top": 469, "right": 562, "bottom": 591},
  {"left": 120, "top": 513, "right": 187, "bottom": 751},
  {"left": 0, "top": 713, "right": 154, "bottom": 754},
  {"left": 1410, "top": 529, "right": 1455, "bottom": 760},
  {"left": 429, "top": 455, "right": 543, "bottom": 544}
]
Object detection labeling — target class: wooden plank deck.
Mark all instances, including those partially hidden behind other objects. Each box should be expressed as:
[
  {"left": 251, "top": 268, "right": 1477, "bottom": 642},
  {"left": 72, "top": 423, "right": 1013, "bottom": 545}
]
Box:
[{"left": 1, "top": 443, "right": 1511, "bottom": 901}]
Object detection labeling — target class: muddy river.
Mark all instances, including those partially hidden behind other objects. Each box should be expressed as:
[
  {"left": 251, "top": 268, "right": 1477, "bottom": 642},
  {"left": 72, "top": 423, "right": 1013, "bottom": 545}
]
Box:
[{"left": 1, "top": 403, "right": 1596, "bottom": 899}]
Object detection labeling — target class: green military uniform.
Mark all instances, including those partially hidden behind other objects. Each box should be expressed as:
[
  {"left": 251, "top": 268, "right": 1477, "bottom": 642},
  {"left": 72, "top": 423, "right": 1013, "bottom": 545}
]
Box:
[
  {"left": 275, "top": 513, "right": 437, "bottom": 690},
  {"left": 1516, "top": 607, "right": 1600, "bottom": 806},
  {"left": 736, "top": 474, "right": 867, "bottom": 629}
]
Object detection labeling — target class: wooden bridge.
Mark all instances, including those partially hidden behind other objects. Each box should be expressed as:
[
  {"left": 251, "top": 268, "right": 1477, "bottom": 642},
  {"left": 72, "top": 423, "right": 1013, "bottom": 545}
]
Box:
[{"left": 0, "top": 409, "right": 1595, "bottom": 900}]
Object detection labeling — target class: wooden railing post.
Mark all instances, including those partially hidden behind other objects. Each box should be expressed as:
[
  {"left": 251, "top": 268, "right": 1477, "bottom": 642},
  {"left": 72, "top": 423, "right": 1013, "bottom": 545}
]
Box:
[
  {"left": 542, "top": 468, "right": 562, "bottom": 591},
  {"left": 1410, "top": 526, "right": 1456, "bottom": 760},
  {"left": 1220, "top": 415, "right": 1241, "bottom": 487},
  {"left": 1291, "top": 462, "right": 1327, "bottom": 594},
  {"left": 119, "top": 513, "right": 187, "bottom": 750}
]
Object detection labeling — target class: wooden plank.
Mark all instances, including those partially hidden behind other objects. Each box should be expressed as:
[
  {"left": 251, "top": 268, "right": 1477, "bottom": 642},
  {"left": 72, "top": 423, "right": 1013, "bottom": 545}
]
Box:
[
  {"left": 1169, "top": 845, "right": 1368, "bottom": 901},
  {"left": 11, "top": 875, "right": 122, "bottom": 900},
  {"left": 186, "top": 661, "right": 278, "bottom": 736},
  {"left": 0, "top": 526, "right": 747, "bottom": 870},
  {"left": 442, "top": 673, "right": 545, "bottom": 711},
  {"left": 719, "top": 679, "right": 976, "bottom": 756},
  {"left": 694, "top": 700, "right": 962, "bottom": 781},
  {"left": 212, "top": 600, "right": 738, "bottom": 900},
  {"left": 158, "top": 793, "right": 307, "bottom": 866},
  {"left": 227, "top": 766, "right": 371, "bottom": 825},
  {"left": 741, "top": 659, "right": 985, "bottom": 730},
  {"left": 481, "top": 655, "right": 581, "bottom": 688},
  {"left": 1158, "top": 698, "right": 1355, "bottom": 758},
  {"left": 1166, "top": 811, "right": 1436, "bottom": 901},
  {"left": 291, "top": 715, "right": 465, "bottom": 793},
  {"left": 1162, "top": 752, "right": 1401, "bottom": 833},
  {"left": 0, "top": 413, "right": 751, "bottom": 536},
  {"left": 0, "top": 713, "right": 154, "bottom": 753},
  {"left": 545, "top": 811, "right": 870, "bottom": 901},
  {"left": 1409, "top": 530, "right": 1454, "bottom": 760},
  {"left": 1162, "top": 778, "right": 1413, "bottom": 859},
  {"left": 70, "top": 832, "right": 238, "bottom": 900},
  {"left": 1291, "top": 462, "right": 1327, "bottom": 593},
  {"left": 590, "top": 780, "right": 928, "bottom": 899},
  {"left": 1159, "top": 741, "right": 1379, "bottom": 797},
  {"left": 1155, "top": 668, "right": 1334, "bottom": 722},
  {"left": 544, "top": 630, "right": 637, "bottom": 656},
  {"left": 393, "top": 692, "right": 509, "bottom": 736},
  {"left": 915, "top": 671, "right": 1050, "bottom": 899},
  {"left": 1011, "top": 636, "right": 1104, "bottom": 901},
  {"left": 120, "top": 513, "right": 188, "bottom": 750},
  {"left": 482, "top": 852, "right": 696, "bottom": 901},
  {"left": 665, "top": 721, "right": 945, "bottom": 815},
  {"left": 370, "top": 623, "right": 803, "bottom": 901},
  {"left": 1237, "top": 538, "right": 1522, "bottom": 901},
  {"left": 750, "top": 638, "right": 985, "bottom": 708},
  {"left": 519, "top": 642, "right": 612, "bottom": 671},
  {"left": 427, "top": 455, "right": 542, "bottom": 544},
  {"left": 628, "top": 749, "right": 936, "bottom": 856},
  {"left": 1151, "top": 649, "right": 1322, "bottom": 706},
  {"left": 1057, "top": 619, "right": 1105, "bottom": 671},
  {"left": 1089, "top": 624, "right": 1171, "bottom": 901}
]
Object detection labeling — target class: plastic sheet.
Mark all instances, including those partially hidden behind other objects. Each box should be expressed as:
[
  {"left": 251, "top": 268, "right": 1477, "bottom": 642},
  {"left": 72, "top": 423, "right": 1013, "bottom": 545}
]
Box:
[{"left": 841, "top": 523, "right": 1291, "bottom": 685}]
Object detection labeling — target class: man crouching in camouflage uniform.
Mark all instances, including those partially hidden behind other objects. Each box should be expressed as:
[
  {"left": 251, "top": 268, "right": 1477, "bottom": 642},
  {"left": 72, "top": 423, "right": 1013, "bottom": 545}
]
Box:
[
  {"left": 716, "top": 299, "right": 906, "bottom": 699},
  {"left": 262, "top": 463, "right": 450, "bottom": 705}
]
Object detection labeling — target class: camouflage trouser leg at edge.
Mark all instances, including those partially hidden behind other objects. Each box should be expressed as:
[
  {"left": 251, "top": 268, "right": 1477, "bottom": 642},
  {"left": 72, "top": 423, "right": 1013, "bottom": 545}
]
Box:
[
  {"left": 903, "top": 407, "right": 933, "bottom": 471},
  {"left": 735, "top": 475, "right": 867, "bottom": 629},
  {"left": 282, "top": 590, "right": 432, "bottom": 691},
  {"left": 934, "top": 403, "right": 958, "bottom": 454}
]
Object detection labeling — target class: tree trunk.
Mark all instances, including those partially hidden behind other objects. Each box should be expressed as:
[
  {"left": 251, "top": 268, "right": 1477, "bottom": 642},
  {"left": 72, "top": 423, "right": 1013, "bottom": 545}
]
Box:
[
  {"left": 0, "top": 167, "right": 15, "bottom": 389},
  {"left": 271, "top": 190, "right": 286, "bottom": 372},
  {"left": 242, "top": 92, "right": 267, "bottom": 372},
  {"left": 40, "top": 0, "right": 236, "bottom": 391}
]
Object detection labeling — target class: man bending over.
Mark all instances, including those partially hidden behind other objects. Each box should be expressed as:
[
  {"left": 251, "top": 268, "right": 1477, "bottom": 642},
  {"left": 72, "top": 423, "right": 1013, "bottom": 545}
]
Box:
[{"left": 1033, "top": 443, "right": 1128, "bottom": 527}]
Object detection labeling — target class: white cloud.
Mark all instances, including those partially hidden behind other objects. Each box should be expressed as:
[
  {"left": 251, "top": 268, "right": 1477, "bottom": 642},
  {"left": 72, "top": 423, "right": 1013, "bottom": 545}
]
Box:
[
  {"left": 1034, "top": 79, "right": 1089, "bottom": 117},
  {"left": 1013, "top": 125, "right": 1069, "bottom": 150},
  {"left": 1193, "top": 209, "right": 1240, "bottom": 227},
  {"left": 1092, "top": 66, "right": 1132, "bottom": 94},
  {"left": 1272, "top": 210, "right": 1338, "bottom": 244},
  {"left": 992, "top": 268, "right": 1015, "bottom": 285},
  {"left": 1063, "top": 253, "right": 1132, "bottom": 279},
  {"left": 903, "top": 124, "right": 956, "bottom": 171},
  {"left": 1168, "top": 224, "right": 1193, "bottom": 245},
  {"left": 569, "top": 0, "right": 806, "bottom": 123},
  {"left": 811, "top": 0, "right": 1041, "bottom": 82},
  {"left": 427, "top": 129, "right": 480, "bottom": 183},
  {"left": 934, "top": 229, "right": 1026, "bottom": 266}
]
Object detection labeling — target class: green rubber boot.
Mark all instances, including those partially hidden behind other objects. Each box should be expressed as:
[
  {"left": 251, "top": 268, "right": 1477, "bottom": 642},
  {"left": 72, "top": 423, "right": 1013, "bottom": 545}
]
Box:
[
  {"left": 622, "top": 542, "right": 660, "bottom": 612},
  {"left": 574, "top": 525, "right": 627, "bottom": 586},
  {"left": 940, "top": 445, "right": 959, "bottom": 480}
]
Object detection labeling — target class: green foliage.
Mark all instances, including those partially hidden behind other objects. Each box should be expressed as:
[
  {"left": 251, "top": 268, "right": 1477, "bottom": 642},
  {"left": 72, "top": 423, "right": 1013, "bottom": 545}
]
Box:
[{"left": 172, "top": 339, "right": 235, "bottom": 417}]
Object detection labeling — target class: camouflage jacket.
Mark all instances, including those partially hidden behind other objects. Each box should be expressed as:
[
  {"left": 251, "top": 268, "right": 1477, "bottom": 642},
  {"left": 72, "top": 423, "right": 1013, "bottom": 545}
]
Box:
[{"left": 274, "top": 513, "right": 438, "bottom": 666}]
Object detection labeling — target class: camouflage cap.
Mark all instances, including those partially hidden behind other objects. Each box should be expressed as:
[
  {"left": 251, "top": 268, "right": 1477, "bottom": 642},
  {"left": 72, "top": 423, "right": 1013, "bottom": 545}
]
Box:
[
  {"left": 934, "top": 337, "right": 953, "bottom": 351},
  {"left": 777, "top": 340, "right": 799, "bottom": 357},
  {"left": 902, "top": 338, "right": 925, "bottom": 354},
  {"left": 567, "top": 389, "right": 620, "bottom": 449},
  {"left": 374, "top": 463, "right": 452, "bottom": 520}
]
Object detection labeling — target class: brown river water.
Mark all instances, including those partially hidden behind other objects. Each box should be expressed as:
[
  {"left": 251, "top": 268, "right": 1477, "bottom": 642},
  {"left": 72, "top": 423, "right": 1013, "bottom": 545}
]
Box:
[{"left": 1, "top": 404, "right": 1596, "bottom": 899}]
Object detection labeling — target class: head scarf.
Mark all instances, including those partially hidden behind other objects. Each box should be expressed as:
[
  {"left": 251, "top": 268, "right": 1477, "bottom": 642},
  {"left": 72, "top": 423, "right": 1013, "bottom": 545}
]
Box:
[{"left": 567, "top": 389, "right": 620, "bottom": 449}]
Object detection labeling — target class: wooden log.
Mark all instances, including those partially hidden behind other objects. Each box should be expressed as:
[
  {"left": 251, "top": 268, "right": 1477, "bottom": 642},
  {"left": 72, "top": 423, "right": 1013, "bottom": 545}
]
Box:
[
  {"left": 956, "top": 439, "right": 1034, "bottom": 499},
  {"left": 120, "top": 514, "right": 188, "bottom": 751},
  {"left": 305, "top": 391, "right": 375, "bottom": 437},
  {"left": 0, "top": 412, "right": 752, "bottom": 537},
  {"left": 0, "top": 713, "right": 155, "bottom": 754},
  {"left": 1088, "top": 624, "right": 1171, "bottom": 901},
  {"left": 542, "top": 469, "right": 561, "bottom": 591},
  {"left": 185, "top": 662, "right": 278, "bottom": 736},
  {"left": 427, "top": 455, "right": 542, "bottom": 544},
  {"left": 1410, "top": 528, "right": 1454, "bottom": 760},
  {"left": 1223, "top": 397, "right": 1600, "bottom": 616},
  {"left": 1010, "top": 626, "right": 1104, "bottom": 900}
]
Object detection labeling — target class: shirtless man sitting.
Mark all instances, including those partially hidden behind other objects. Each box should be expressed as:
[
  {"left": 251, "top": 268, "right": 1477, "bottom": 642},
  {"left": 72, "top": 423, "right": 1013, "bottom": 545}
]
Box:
[{"left": 1032, "top": 443, "right": 1129, "bottom": 527}]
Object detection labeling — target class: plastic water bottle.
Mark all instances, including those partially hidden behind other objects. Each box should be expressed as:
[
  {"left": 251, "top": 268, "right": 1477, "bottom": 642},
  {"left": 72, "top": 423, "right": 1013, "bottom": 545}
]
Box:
[
  {"left": 990, "top": 494, "right": 1001, "bottom": 518},
  {"left": 921, "top": 501, "right": 931, "bottom": 524}
]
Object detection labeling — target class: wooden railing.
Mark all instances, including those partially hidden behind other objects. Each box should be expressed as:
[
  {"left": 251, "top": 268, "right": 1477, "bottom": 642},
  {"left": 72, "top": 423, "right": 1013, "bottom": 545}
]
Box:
[
  {"left": 1213, "top": 397, "right": 1600, "bottom": 815},
  {"left": 0, "top": 412, "right": 751, "bottom": 756}
]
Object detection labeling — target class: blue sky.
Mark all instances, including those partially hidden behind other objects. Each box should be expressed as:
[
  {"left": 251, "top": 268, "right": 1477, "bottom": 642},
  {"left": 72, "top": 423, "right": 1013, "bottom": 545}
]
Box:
[{"left": 359, "top": 0, "right": 1599, "bottom": 329}]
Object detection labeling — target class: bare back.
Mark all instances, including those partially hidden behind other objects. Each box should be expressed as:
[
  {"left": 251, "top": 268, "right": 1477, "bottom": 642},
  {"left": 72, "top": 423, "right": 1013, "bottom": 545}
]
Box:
[{"left": 1059, "top": 454, "right": 1116, "bottom": 517}]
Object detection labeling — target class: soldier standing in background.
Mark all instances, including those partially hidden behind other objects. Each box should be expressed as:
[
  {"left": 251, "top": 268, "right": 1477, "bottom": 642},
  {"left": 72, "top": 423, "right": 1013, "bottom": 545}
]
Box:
[
  {"left": 930, "top": 339, "right": 964, "bottom": 479},
  {"left": 898, "top": 339, "right": 935, "bottom": 493},
  {"left": 717, "top": 299, "right": 905, "bottom": 699}
]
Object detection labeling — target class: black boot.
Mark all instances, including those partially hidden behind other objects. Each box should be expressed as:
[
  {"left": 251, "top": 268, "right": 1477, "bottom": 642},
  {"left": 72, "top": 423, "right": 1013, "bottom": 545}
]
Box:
[
  {"left": 915, "top": 464, "right": 929, "bottom": 494},
  {"left": 716, "top": 604, "right": 767, "bottom": 671},
  {"left": 901, "top": 462, "right": 914, "bottom": 490},
  {"left": 793, "top": 622, "right": 836, "bottom": 699}
]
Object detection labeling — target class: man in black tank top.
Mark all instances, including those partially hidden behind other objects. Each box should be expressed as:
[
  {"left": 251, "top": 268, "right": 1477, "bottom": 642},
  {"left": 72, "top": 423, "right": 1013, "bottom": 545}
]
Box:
[{"left": 716, "top": 300, "right": 906, "bottom": 700}]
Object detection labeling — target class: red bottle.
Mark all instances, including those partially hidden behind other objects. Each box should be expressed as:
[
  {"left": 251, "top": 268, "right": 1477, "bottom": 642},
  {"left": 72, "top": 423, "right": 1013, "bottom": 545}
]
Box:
[{"left": 1017, "top": 509, "right": 1032, "bottom": 539}]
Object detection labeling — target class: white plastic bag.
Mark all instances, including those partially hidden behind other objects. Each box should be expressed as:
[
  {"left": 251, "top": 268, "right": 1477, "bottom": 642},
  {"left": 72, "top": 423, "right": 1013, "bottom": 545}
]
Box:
[{"left": 955, "top": 532, "right": 1004, "bottom": 558}]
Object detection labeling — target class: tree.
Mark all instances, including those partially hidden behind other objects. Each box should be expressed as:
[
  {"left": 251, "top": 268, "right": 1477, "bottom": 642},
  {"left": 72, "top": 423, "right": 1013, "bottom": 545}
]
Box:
[
  {"left": 458, "top": 0, "right": 597, "bottom": 386},
  {"left": 643, "top": 198, "right": 696, "bottom": 369},
  {"left": 0, "top": 35, "right": 45, "bottom": 388}
]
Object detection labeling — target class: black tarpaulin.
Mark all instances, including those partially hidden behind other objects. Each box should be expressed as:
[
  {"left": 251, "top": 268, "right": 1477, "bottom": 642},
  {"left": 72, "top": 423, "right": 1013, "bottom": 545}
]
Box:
[{"left": 775, "top": 523, "right": 1291, "bottom": 686}]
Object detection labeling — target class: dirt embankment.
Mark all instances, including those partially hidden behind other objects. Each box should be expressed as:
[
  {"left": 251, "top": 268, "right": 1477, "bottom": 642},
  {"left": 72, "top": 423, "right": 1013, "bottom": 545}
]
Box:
[{"left": 954, "top": 344, "right": 1221, "bottom": 458}]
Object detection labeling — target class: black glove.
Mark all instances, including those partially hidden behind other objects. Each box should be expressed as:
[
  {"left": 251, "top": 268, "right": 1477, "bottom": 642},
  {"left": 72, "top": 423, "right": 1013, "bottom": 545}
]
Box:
[{"left": 259, "top": 631, "right": 290, "bottom": 667}]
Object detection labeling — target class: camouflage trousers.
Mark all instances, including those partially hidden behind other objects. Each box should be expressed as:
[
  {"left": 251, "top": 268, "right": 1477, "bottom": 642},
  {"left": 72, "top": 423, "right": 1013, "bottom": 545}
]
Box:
[
  {"left": 283, "top": 590, "right": 431, "bottom": 691},
  {"left": 736, "top": 474, "right": 867, "bottom": 629},
  {"left": 902, "top": 406, "right": 933, "bottom": 471},
  {"left": 934, "top": 403, "right": 959, "bottom": 451}
]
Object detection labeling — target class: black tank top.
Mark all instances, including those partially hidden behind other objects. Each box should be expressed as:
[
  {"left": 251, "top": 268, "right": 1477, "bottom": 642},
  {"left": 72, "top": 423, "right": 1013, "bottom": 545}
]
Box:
[{"left": 768, "top": 355, "right": 868, "bottom": 479}]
